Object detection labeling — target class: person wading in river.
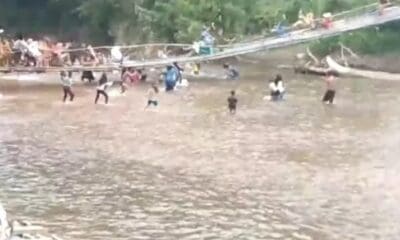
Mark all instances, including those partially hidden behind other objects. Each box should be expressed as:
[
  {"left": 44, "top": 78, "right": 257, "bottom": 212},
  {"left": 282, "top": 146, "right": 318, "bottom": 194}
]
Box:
[
  {"left": 227, "top": 90, "right": 238, "bottom": 114},
  {"left": 164, "top": 65, "right": 178, "bottom": 92},
  {"left": 95, "top": 72, "right": 112, "bottom": 104},
  {"left": 322, "top": 71, "right": 337, "bottom": 105},
  {"left": 223, "top": 63, "right": 240, "bottom": 80},
  {"left": 145, "top": 83, "right": 159, "bottom": 109},
  {"left": 60, "top": 71, "right": 75, "bottom": 102}
]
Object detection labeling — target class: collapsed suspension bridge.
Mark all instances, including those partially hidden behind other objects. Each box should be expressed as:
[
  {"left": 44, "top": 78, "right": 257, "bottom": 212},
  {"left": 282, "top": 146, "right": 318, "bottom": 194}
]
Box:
[{"left": 2, "top": 3, "right": 400, "bottom": 73}]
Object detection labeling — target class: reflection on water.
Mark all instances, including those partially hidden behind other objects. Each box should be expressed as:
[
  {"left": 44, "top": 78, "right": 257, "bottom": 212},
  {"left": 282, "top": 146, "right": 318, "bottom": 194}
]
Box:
[{"left": 1, "top": 68, "right": 400, "bottom": 240}]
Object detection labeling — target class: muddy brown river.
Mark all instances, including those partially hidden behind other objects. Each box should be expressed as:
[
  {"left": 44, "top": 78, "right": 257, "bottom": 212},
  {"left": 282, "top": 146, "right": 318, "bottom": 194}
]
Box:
[{"left": 1, "top": 63, "right": 400, "bottom": 240}]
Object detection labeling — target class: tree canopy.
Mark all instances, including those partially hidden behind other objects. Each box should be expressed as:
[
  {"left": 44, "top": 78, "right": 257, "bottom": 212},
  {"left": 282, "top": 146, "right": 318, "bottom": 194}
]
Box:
[{"left": 0, "top": 0, "right": 399, "bottom": 55}]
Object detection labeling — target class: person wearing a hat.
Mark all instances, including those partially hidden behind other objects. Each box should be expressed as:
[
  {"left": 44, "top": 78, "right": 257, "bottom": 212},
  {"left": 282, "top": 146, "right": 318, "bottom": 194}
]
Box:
[{"left": 223, "top": 63, "right": 240, "bottom": 80}]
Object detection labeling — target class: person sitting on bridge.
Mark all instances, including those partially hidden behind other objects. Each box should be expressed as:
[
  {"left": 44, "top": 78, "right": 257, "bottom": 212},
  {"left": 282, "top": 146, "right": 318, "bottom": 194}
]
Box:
[
  {"left": 379, "top": 0, "right": 391, "bottom": 15},
  {"left": 322, "top": 12, "right": 334, "bottom": 29},
  {"left": 223, "top": 63, "right": 240, "bottom": 80},
  {"left": 269, "top": 74, "right": 285, "bottom": 101},
  {"left": 292, "top": 11, "right": 316, "bottom": 29},
  {"left": 60, "top": 71, "right": 75, "bottom": 103},
  {"left": 271, "top": 21, "right": 291, "bottom": 37}
]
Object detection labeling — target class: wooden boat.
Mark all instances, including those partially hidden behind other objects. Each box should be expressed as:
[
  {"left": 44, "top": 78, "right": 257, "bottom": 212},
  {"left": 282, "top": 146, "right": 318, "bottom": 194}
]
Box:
[{"left": 326, "top": 56, "right": 400, "bottom": 81}]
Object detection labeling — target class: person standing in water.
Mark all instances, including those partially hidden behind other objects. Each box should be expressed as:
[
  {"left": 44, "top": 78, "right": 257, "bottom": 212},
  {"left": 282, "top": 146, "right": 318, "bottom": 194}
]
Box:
[
  {"left": 269, "top": 74, "right": 285, "bottom": 101},
  {"left": 95, "top": 72, "right": 112, "bottom": 104},
  {"left": 223, "top": 63, "right": 240, "bottom": 80},
  {"left": 173, "top": 62, "right": 184, "bottom": 84},
  {"left": 227, "top": 90, "right": 238, "bottom": 114},
  {"left": 120, "top": 67, "right": 128, "bottom": 94},
  {"left": 322, "top": 71, "right": 337, "bottom": 104},
  {"left": 145, "top": 83, "right": 159, "bottom": 109},
  {"left": 269, "top": 79, "right": 280, "bottom": 101},
  {"left": 60, "top": 71, "right": 75, "bottom": 102},
  {"left": 164, "top": 65, "right": 178, "bottom": 92}
]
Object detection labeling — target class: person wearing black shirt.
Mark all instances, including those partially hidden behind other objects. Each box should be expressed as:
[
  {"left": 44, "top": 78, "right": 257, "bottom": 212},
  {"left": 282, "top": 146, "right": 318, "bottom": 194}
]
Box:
[{"left": 227, "top": 90, "right": 238, "bottom": 114}]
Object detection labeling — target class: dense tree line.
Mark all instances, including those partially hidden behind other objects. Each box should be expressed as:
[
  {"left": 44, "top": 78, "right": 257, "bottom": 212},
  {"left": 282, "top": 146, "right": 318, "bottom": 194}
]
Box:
[{"left": 0, "top": 0, "right": 399, "bottom": 55}]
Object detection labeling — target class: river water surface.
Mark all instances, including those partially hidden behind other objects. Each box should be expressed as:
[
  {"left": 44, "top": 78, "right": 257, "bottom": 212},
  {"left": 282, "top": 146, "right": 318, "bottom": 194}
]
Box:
[{"left": 1, "top": 64, "right": 400, "bottom": 240}]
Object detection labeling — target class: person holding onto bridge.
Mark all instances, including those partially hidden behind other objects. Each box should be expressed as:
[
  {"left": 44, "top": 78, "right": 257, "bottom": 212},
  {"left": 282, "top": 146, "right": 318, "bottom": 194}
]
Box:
[
  {"left": 379, "top": 0, "right": 391, "bottom": 15},
  {"left": 322, "top": 12, "right": 334, "bottom": 29}
]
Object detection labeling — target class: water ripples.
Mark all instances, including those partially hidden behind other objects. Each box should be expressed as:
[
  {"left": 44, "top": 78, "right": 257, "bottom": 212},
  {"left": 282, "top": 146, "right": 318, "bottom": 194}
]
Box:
[{"left": 1, "top": 74, "right": 400, "bottom": 239}]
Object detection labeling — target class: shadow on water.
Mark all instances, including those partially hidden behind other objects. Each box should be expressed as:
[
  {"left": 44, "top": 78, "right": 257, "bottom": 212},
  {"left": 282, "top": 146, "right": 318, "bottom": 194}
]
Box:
[{"left": 1, "top": 64, "right": 400, "bottom": 239}]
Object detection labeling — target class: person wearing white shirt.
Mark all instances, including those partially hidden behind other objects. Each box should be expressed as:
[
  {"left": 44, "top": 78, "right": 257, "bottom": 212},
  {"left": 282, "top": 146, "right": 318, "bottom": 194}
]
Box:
[
  {"left": 111, "top": 46, "right": 123, "bottom": 63},
  {"left": 269, "top": 74, "right": 285, "bottom": 101},
  {"left": 0, "top": 203, "right": 10, "bottom": 240}
]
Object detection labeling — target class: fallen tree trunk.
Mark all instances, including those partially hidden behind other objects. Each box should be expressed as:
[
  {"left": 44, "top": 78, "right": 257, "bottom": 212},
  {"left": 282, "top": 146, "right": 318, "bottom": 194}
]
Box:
[
  {"left": 294, "top": 65, "right": 332, "bottom": 76},
  {"left": 326, "top": 56, "right": 400, "bottom": 81}
]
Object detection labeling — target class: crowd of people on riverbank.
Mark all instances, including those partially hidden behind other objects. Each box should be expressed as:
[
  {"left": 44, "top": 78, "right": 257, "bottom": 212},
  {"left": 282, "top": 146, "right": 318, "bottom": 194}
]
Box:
[{"left": 0, "top": 33, "right": 119, "bottom": 68}]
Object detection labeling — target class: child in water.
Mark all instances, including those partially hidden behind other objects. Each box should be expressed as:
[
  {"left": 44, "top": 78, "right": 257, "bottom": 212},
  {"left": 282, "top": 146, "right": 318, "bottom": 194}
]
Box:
[
  {"left": 322, "top": 71, "right": 336, "bottom": 104},
  {"left": 60, "top": 71, "right": 75, "bottom": 102},
  {"left": 223, "top": 63, "right": 240, "bottom": 80},
  {"left": 95, "top": 72, "right": 112, "bottom": 104},
  {"left": 227, "top": 90, "right": 238, "bottom": 114},
  {"left": 269, "top": 74, "right": 285, "bottom": 101},
  {"left": 145, "top": 83, "right": 159, "bottom": 109}
]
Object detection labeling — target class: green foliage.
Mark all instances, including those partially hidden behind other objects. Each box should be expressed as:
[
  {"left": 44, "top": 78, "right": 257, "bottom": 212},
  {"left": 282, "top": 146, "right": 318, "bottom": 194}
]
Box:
[{"left": 0, "top": 0, "right": 399, "bottom": 56}]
